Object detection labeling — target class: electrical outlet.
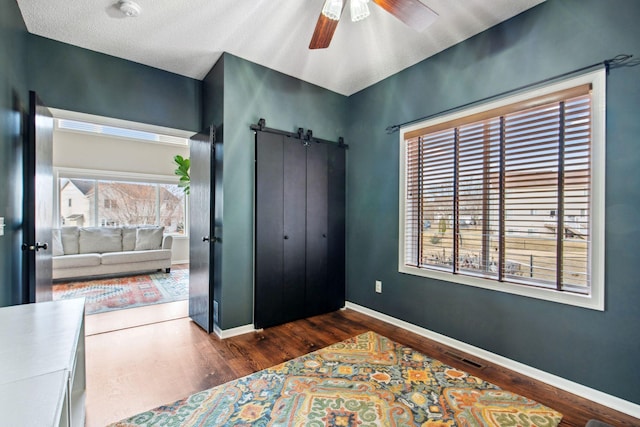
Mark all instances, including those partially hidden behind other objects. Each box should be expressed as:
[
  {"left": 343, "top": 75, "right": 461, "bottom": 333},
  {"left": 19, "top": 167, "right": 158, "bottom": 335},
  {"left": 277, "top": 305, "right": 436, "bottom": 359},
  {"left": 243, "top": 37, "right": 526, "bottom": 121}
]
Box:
[{"left": 375, "top": 280, "right": 382, "bottom": 293}]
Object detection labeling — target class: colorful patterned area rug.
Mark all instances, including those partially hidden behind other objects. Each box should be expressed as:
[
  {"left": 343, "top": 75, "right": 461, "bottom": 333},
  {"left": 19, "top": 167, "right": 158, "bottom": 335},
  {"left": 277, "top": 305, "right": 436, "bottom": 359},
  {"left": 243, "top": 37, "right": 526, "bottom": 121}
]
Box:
[
  {"left": 52, "top": 269, "right": 188, "bottom": 315},
  {"left": 109, "top": 331, "right": 562, "bottom": 427}
]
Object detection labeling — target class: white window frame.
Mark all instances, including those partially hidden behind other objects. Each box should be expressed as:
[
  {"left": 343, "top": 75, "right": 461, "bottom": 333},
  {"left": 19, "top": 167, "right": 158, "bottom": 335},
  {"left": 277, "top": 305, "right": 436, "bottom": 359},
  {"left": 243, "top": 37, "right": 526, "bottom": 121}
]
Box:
[
  {"left": 55, "top": 167, "right": 189, "bottom": 238},
  {"left": 398, "top": 69, "right": 606, "bottom": 311},
  {"left": 50, "top": 108, "right": 192, "bottom": 146}
]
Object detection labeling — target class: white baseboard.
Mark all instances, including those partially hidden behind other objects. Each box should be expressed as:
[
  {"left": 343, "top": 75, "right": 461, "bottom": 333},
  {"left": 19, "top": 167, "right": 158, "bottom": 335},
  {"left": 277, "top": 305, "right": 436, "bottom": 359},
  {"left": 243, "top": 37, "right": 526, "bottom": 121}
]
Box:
[
  {"left": 214, "top": 323, "right": 255, "bottom": 339},
  {"left": 345, "top": 301, "right": 640, "bottom": 419}
]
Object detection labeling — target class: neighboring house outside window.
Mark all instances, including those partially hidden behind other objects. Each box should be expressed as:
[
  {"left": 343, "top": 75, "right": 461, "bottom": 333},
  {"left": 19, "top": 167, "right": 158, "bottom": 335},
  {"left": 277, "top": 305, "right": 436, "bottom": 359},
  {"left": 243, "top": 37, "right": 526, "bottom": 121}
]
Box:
[
  {"left": 58, "top": 177, "right": 186, "bottom": 235},
  {"left": 398, "top": 69, "right": 605, "bottom": 310}
]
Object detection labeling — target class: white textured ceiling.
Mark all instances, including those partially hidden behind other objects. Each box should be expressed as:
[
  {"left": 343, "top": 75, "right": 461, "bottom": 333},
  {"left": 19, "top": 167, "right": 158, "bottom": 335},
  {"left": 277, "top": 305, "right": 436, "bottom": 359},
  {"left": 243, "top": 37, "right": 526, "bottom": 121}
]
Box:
[{"left": 16, "top": 0, "right": 545, "bottom": 96}]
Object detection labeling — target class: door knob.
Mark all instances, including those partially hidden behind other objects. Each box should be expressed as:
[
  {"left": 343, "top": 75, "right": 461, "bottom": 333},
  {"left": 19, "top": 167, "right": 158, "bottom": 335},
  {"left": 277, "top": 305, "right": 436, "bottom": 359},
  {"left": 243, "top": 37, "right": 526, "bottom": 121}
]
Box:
[
  {"left": 284, "top": 235, "right": 289, "bottom": 240},
  {"left": 202, "top": 236, "right": 210, "bottom": 242},
  {"left": 21, "top": 242, "right": 48, "bottom": 251}
]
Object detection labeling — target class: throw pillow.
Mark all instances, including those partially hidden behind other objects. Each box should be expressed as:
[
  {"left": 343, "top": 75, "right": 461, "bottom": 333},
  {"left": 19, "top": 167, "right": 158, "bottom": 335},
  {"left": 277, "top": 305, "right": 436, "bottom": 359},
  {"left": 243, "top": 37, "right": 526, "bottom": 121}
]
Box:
[
  {"left": 52, "top": 229, "right": 64, "bottom": 256},
  {"left": 79, "top": 227, "right": 123, "bottom": 254},
  {"left": 60, "top": 226, "right": 79, "bottom": 254},
  {"left": 122, "top": 226, "right": 137, "bottom": 251},
  {"left": 135, "top": 226, "right": 164, "bottom": 251}
]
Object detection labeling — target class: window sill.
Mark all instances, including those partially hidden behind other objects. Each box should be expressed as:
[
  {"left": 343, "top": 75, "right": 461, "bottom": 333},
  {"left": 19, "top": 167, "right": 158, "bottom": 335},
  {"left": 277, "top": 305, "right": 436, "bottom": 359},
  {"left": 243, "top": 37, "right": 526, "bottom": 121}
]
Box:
[{"left": 398, "top": 264, "right": 604, "bottom": 311}]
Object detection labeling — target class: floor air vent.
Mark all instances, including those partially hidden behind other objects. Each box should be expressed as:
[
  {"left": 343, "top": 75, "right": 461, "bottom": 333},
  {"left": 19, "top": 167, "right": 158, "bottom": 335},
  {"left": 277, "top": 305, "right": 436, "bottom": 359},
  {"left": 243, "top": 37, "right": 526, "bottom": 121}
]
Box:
[{"left": 443, "top": 350, "right": 486, "bottom": 370}]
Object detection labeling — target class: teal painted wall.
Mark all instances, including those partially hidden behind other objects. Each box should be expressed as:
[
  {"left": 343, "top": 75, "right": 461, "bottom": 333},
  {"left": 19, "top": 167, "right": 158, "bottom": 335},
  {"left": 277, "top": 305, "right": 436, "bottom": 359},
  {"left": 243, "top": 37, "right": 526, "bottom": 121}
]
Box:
[
  {"left": 202, "top": 53, "right": 348, "bottom": 329},
  {"left": 27, "top": 35, "right": 201, "bottom": 131},
  {"left": 346, "top": 0, "right": 640, "bottom": 404},
  {"left": 0, "top": 0, "right": 28, "bottom": 306},
  {"left": 202, "top": 55, "right": 224, "bottom": 133}
]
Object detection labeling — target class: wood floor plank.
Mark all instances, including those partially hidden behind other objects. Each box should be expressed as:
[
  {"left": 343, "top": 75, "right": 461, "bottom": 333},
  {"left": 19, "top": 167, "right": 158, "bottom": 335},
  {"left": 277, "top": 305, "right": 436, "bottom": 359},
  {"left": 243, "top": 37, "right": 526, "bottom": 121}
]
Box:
[{"left": 85, "top": 307, "right": 639, "bottom": 427}]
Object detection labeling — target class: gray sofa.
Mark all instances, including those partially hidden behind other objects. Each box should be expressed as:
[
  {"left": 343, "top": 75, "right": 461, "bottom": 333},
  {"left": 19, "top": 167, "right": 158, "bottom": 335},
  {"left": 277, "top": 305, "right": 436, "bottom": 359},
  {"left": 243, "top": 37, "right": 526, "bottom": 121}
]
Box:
[{"left": 52, "top": 226, "right": 173, "bottom": 280}]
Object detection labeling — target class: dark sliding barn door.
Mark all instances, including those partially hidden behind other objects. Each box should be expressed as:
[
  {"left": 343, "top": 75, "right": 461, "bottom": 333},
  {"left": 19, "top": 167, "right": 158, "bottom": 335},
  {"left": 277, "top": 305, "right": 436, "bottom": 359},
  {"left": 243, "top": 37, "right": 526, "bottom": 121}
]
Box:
[
  {"left": 254, "top": 130, "right": 345, "bottom": 329},
  {"left": 325, "top": 142, "right": 346, "bottom": 313},
  {"left": 305, "top": 142, "right": 329, "bottom": 317}
]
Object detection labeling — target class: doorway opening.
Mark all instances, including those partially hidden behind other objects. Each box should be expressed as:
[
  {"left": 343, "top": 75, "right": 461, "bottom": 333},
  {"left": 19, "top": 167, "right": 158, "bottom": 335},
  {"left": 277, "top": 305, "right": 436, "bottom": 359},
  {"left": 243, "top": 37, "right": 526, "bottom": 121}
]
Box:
[{"left": 46, "top": 109, "right": 193, "bottom": 332}]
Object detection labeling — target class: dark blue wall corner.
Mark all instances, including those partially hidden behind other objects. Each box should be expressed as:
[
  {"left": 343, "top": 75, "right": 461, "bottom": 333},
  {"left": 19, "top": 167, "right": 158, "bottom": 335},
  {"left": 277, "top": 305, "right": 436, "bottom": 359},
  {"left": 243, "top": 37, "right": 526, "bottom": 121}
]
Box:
[
  {"left": 200, "top": 53, "right": 225, "bottom": 326},
  {"left": 202, "top": 55, "right": 225, "bottom": 134},
  {"left": 216, "top": 53, "right": 348, "bottom": 329}
]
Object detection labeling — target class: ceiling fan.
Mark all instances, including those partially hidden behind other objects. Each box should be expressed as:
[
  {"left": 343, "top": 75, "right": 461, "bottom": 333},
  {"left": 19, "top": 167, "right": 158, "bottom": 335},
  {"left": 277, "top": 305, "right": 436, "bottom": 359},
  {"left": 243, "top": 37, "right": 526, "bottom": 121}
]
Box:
[{"left": 309, "top": 0, "right": 438, "bottom": 49}]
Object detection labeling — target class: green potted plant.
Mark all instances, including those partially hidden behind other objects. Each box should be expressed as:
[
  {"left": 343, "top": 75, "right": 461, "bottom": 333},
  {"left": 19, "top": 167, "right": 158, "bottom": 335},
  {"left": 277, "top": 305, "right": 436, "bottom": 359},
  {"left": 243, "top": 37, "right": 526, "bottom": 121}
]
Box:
[{"left": 174, "top": 155, "right": 190, "bottom": 195}]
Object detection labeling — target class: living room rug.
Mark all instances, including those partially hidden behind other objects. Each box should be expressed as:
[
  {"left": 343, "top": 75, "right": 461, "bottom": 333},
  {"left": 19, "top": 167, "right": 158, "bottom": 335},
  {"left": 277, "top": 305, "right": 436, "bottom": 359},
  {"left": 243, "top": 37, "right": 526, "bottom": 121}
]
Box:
[
  {"left": 52, "top": 269, "right": 188, "bottom": 315},
  {"left": 108, "top": 331, "right": 562, "bottom": 426}
]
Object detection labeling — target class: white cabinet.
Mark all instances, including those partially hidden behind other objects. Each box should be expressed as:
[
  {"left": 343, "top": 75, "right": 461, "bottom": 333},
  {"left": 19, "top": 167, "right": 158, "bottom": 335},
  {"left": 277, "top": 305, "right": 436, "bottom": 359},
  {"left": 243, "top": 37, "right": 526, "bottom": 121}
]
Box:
[{"left": 0, "top": 299, "right": 86, "bottom": 426}]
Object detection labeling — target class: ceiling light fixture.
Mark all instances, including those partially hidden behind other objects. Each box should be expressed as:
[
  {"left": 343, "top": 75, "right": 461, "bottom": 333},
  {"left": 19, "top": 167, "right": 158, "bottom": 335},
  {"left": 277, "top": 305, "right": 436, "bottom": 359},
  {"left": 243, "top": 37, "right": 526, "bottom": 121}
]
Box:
[
  {"left": 118, "top": 0, "right": 141, "bottom": 17},
  {"left": 321, "top": 0, "right": 371, "bottom": 23},
  {"left": 321, "top": 0, "right": 343, "bottom": 21},
  {"left": 312, "top": 0, "right": 438, "bottom": 49},
  {"left": 350, "top": 0, "right": 370, "bottom": 22}
]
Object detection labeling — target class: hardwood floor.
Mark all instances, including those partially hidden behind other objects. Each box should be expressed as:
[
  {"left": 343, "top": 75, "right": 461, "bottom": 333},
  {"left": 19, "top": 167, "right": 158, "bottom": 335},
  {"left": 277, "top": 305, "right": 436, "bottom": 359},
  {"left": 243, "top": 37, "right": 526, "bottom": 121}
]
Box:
[
  {"left": 85, "top": 300, "right": 188, "bottom": 335},
  {"left": 85, "top": 307, "right": 639, "bottom": 427}
]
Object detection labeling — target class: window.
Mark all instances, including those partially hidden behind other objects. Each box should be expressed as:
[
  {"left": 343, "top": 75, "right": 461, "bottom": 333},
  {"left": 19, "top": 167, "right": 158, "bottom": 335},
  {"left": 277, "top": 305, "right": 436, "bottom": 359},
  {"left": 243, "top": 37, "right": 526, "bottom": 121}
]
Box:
[
  {"left": 58, "top": 175, "right": 187, "bottom": 235},
  {"left": 399, "top": 69, "right": 605, "bottom": 310},
  {"left": 56, "top": 118, "right": 188, "bottom": 146}
]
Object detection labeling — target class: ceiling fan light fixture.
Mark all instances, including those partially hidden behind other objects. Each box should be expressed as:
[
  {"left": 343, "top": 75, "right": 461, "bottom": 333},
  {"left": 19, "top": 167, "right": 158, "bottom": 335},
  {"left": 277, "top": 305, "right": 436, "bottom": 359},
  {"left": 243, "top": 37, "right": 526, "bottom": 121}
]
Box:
[
  {"left": 321, "top": 0, "right": 343, "bottom": 21},
  {"left": 350, "top": 0, "right": 370, "bottom": 22}
]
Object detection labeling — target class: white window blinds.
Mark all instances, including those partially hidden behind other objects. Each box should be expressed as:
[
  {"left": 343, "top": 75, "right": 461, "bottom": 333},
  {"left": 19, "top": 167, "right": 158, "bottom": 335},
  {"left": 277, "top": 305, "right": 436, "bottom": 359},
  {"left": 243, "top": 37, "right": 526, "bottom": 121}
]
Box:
[{"left": 402, "top": 83, "right": 596, "bottom": 296}]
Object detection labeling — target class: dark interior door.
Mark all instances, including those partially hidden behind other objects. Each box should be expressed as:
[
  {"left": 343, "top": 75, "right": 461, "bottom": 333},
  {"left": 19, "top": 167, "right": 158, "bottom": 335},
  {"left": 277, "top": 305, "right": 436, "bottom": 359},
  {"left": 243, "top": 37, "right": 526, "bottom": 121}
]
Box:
[
  {"left": 327, "top": 143, "right": 346, "bottom": 311},
  {"left": 22, "top": 91, "right": 53, "bottom": 303},
  {"left": 305, "top": 142, "right": 329, "bottom": 316},
  {"left": 254, "top": 129, "right": 346, "bottom": 329},
  {"left": 189, "top": 127, "right": 215, "bottom": 332},
  {"left": 282, "top": 137, "right": 307, "bottom": 323},
  {"left": 255, "top": 132, "right": 285, "bottom": 329},
  {"left": 255, "top": 132, "right": 308, "bottom": 329}
]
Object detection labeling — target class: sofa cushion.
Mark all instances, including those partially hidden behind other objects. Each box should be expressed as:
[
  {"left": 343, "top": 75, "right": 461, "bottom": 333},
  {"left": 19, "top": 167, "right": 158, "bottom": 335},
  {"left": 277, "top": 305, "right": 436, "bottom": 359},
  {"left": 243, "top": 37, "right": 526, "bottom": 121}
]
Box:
[
  {"left": 79, "top": 227, "right": 123, "bottom": 254},
  {"left": 52, "top": 229, "right": 64, "bottom": 256},
  {"left": 60, "top": 226, "right": 79, "bottom": 255},
  {"left": 135, "top": 226, "right": 164, "bottom": 251},
  {"left": 52, "top": 253, "right": 101, "bottom": 269},
  {"left": 101, "top": 249, "right": 171, "bottom": 265},
  {"left": 122, "top": 226, "right": 137, "bottom": 251}
]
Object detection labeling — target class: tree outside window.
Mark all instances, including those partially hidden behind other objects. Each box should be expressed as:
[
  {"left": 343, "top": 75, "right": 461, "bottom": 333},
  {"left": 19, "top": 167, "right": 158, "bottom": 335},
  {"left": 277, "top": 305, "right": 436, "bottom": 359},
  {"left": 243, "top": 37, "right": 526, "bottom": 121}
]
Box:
[{"left": 59, "top": 178, "right": 186, "bottom": 234}]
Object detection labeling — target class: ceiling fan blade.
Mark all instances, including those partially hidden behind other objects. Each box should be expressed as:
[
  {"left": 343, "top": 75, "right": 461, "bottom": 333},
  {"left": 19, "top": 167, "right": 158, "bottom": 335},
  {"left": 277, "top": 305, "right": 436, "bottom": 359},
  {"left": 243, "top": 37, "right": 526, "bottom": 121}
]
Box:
[
  {"left": 372, "top": 0, "right": 438, "bottom": 32},
  {"left": 309, "top": 13, "right": 340, "bottom": 49}
]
